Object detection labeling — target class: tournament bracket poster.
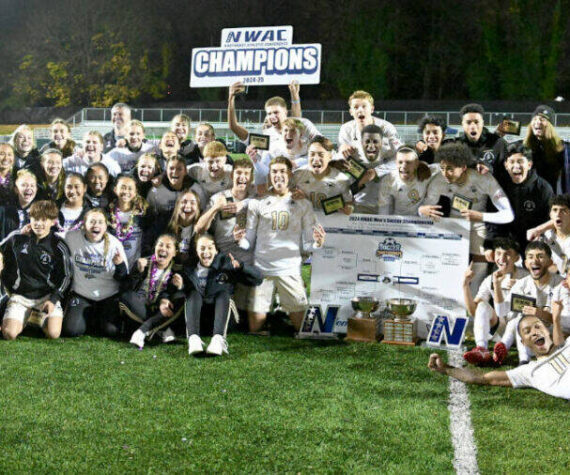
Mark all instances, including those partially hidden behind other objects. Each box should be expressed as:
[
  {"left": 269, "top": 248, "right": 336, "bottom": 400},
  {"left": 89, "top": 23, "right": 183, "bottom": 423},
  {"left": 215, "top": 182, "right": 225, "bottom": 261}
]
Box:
[{"left": 309, "top": 214, "right": 470, "bottom": 338}]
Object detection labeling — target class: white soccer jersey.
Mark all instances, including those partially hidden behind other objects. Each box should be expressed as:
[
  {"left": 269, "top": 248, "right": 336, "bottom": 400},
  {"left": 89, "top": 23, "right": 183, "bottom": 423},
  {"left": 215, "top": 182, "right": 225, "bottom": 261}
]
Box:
[
  {"left": 507, "top": 274, "right": 563, "bottom": 321},
  {"left": 246, "top": 193, "right": 317, "bottom": 276},
  {"left": 550, "top": 284, "right": 570, "bottom": 334},
  {"left": 377, "top": 170, "right": 434, "bottom": 216},
  {"left": 338, "top": 117, "right": 402, "bottom": 164},
  {"left": 255, "top": 150, "right": 308, "bottom": 185},
  {"left": 107, "top": 142, "right": 156, "bottom": 174},
  {"left": 541, "top": 229, "right": 570, "bottom": 275},
  {"left": 507, "top": 336, "right": 570, "bottom": 400},
  {"left": 63, "top": 154, "right": 121, "bottom": 177},
  {"left": 475, "top": 267, "right": 529, "bottom": 316},
  {"left": 245, "top": 118, "right": 320, "bottom": 156},
  {"left": 64, "top": 230, "right": 128, "bottom": 301},
  {"left": 187, "top": 163, "right": 233, "bottom": 201},
  {"left": 209, "top": 189, "right": 253, "bottom": 264},
  {"left": 292, "top": 167, "right": 352, "bottom": 212}
]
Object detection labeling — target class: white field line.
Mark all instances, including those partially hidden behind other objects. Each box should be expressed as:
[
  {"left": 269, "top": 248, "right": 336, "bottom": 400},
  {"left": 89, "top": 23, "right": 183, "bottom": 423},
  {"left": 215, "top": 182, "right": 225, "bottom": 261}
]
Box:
[{"left": 448, "top": 351, "right": 480, "bottom": 475}]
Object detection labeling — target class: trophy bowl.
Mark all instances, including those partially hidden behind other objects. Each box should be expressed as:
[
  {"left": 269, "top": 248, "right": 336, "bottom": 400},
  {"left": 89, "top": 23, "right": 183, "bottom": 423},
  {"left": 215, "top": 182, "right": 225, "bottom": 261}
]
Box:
[
  {"left": 351, "top": 297, "right": 380, "bottom": 319},
  {"left": 387, "top": 298, "right": 417, "bottom": 321}
]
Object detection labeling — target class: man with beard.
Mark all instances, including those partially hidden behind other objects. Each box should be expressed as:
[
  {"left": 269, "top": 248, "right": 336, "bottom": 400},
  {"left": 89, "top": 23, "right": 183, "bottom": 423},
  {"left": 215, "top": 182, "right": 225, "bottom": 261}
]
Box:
[{"left": 429, "top": 312, "right": 570, "bottom": 400}]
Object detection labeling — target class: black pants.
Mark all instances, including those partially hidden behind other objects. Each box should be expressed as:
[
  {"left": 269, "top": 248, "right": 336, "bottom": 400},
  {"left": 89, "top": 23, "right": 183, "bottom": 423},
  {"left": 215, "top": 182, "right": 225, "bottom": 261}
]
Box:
[
  {"left": 120, "top": 291, "right": 183, "bottom": 334},
  {"left": 184, "top": 290, "right": 230, "bottom": 337},
  {"left": 63, "top": 293, "right": 121, "bottom": 337}
]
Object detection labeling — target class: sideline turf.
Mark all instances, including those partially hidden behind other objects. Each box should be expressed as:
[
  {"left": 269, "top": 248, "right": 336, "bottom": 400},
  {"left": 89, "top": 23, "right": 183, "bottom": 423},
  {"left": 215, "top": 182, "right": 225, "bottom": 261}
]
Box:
[{"left": 0, "top": 336, "right": 453, "bottom": 473}]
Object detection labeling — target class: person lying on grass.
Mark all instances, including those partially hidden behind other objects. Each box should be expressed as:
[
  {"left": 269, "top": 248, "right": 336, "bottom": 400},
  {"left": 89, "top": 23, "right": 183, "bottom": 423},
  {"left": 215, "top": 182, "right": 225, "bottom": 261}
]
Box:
[
  {"left": 182, "top": 233, "right": 262, "bottom": 357},
  {"left": 428, "top": 313, "right": 570, "bottom": 400}
]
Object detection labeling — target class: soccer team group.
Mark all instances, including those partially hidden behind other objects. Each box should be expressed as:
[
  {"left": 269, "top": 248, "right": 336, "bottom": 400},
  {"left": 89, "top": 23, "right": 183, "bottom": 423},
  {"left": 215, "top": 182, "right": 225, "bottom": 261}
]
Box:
[{"left": 0, "top": 81, "right": 568, "bottom": 399}]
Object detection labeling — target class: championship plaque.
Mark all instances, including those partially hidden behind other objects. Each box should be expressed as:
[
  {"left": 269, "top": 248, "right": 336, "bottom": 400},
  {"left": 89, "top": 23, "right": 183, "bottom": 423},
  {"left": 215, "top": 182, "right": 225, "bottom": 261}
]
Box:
[
  {"left": 219, "top": 196, "right": 235, "bottom": 220},
  {"left": 510, "top": 294, "right": 536, "bottom": 313},
  {"left": 451, "top": 194, "right": 473, "bottom": 213},
  {"left": 321, "top": 194, "right": 345, "bottom": 215},
  {"left": 249, "top": 133, "right": 270, "bottom": 150},
  {"left": 344, "top": 158, "right": 366, "bottom": 180},
  {"left": 500, "top": 118, "right": 521, "bottom": 135},
  {"left": 382, "top": 298, "right": 417, "bottom": 346},
  {"left": 345, "top": 297, "right": 380, "bottom": 343},
  {"left": 27, "top": 309, "right": 47, "bottom": 328}
]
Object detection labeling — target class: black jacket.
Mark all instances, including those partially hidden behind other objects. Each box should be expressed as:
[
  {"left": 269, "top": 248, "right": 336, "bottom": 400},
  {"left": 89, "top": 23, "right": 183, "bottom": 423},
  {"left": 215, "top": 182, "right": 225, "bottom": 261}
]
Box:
[
  {"left": 453, "top": 128, "right": 508, "bottom": 180},
  {"left": 0, "top": 230, "right": 72, "bottom": 302},
  {"left": 0, "top": 202, "right": 32, "bottom": 241},
  {"left": 121, "top": 258, "right": 179, "bottom": 304},
  {"left": 180, "top": 253, "right": 262, "bottom": 300}
]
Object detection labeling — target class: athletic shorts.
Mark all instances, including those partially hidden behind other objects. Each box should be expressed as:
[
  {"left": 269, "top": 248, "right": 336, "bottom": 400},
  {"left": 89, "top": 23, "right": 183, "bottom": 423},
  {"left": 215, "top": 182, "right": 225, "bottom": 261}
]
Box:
[
  {"left": 249, "top": 274, "right": 308, "bottom": 314},
  {"left": 4, "top": 294, "right": 63, "bottom": 326}
]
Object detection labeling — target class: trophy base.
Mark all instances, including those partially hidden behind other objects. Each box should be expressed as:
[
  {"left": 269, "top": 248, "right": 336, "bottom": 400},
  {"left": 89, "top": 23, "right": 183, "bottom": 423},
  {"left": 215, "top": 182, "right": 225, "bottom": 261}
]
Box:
[
  {"left": 382, "top": 319, "right": 417, "bottom": 346},
  {"left": 345, "top": 317, "right": 379, "bottom": 343}
]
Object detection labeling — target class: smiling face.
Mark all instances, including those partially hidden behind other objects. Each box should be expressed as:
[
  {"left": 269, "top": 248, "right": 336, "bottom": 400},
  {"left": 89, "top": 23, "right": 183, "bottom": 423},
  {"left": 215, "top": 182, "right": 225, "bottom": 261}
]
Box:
[
  {"left": 114, "top": 177, "right": 137, "bottom": 205},
  {"left": 195, "top": 125, "right": 215, "bottom": 150},
  {"left": 362, "top": 132, "right": 382, "bottom": 162},
  {"left": 349, "top": 99, "right": 374, "bottom": 126},
  {"left": 282, "top": 125, "right": 301, "bottom": 151},
  {"left": 232, "top": 166, "right": 252, "bottom": 191},
  {"left": 166, "top": 160, "right": 186, "bottom": 189},
  {"left": 494, "top": 247, "right": 518, "bottom": 274},
  {"left": 15, "top": 174, "right": 37, "bottom": 206},
  {"left": 112, "top": 106, "right": 131, "bottom": 133},
  {"left": 524, "top": 248, "right": 552, "bottom": 281},
  {"left": 308, "top": 142, "right": 331, "bottom": 176},
  {"left": 127, "top": 125, "right": 144, "bottom": 150},
  {"left": 0, "top": 144, "right": 15, "bottom": 172},
  {"left": 205, "top": 155, "right": 227, "bottom": 179},
  {"left": 137, "top": 157, "right": 156, "bottom": 182},
  {"left": 42, "top": 152, "right": 63, "bottom": 180},
  {"left": 64, "top": 176, "right": 86, "bottom": 206},
  {"left": 505, "top": 153, "right": 532, "bottom": 184},
  {"left": 549, "top": 204, "right": 570, "bottom": 233},
  {"left": 87, "top": 167, "right": 109, "bottom": 196},
  {"left": 172, "top": 119, "right": 189, "bottom": 142},
  {"left": 440, "top": 161, "right": 467, "bottom": 184},
  {"left": 519, "top": 316, "right": 553, "bottom": 356},
  {"left": 422, "top": 124, "right": 444, "bottom": 150},
  {"left": 531, "top": 115, "right": 548, "bottom": 140},
  {"left": 160, "top": 132, "right": 180, "bottom": 157},
  {"left": 270, "top": 162, "right": 290, "bottom": 195},
  {"left": 396, "top": 151, "right": 419, "bottom": 183},
  {"left": 83, "top": 133, "right": 103, "bottom": 161},
  {"left": 265, "top": 105, "right": 287, "bottom": 130},
  {"left": 154, "top": 235, "right": 177, "bottom": 268},
  {"left": 51, "top": 123, "right": 69, "bottom": 148},
  {"left": 462, "top": 113, "right": 484, "bottom": 143},
  {"left": 177, "top": 192, "right": 199, "bottom": 222},
  {"left": 196, "top": 235, "right": 218, "bottom": 267},
  {"left": 30, "top": 216, "right": 53, "bottom": 240},
  {"left": 84, "top": 211, "right": 107, "bottom": 242},
  {"left": 14, "top": 130, "right": 33, "bottom": 154}
]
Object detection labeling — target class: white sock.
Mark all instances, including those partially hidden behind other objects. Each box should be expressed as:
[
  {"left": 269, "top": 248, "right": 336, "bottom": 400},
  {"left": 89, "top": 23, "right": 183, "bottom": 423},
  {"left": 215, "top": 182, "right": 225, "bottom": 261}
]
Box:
[
  {"left": 474, "top": 302, "right": 492, "bottom": 348},
  {"left": 501, "top": 317, "right": 519, "bottom": 349}
]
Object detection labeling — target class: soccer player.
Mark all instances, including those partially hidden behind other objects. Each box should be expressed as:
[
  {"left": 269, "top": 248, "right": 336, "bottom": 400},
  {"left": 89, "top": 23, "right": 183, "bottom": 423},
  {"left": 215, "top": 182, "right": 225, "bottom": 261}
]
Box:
[
  {"left": 236, "top": 157, "right": 326, "bottom": 333},
  {"left": 107, "top": 120, "right": 156, "bottom": 174},
  {"left": 170, "top": 113, "right": 195, "bottom": 159},
  {"left": 377, "top": 145, "right": 437, "bottom": 216},
  {"left": 462, "top": 238, "right": 528, "bottom": 365},
  {"left": 0, "top": 169, "right": 38, "bottom": 240},
  {"left": 338, "top": 90, "right": 401, "bottom": 163},
  {"left": 415, "top": 115, "right": 448, "bottom": 164},
  {"left": 493, "top": 241, "right": 562, "bottom": 365},
  {"left": 0, "top": 200, "right": 72, "bottom": 340},
  {"left": 540, "top": 195, "right": 570, "bottom": 275},
  {"left": 40, "top": 118, "right": 78, "bottom": 158},
  {"left": 10, "top": 124, "right": 41, "bottom": 173},
  {"left": 292, "top": 136, "right": 353, "bottom": 214},
  {"left": 429, "top": 313, "right": 569, "bottom": 400},
  {"left": 187, "top": 141, "right": 233, "bottom": 201},
  {"left": 103, "top": 102, "right": 131, "bottom": 152},
  {"left": 0, "top": 143, "right": 15, "bottom": 204},
  {"left": 64, "top": 131, "right": 121, "bottom": 177}
]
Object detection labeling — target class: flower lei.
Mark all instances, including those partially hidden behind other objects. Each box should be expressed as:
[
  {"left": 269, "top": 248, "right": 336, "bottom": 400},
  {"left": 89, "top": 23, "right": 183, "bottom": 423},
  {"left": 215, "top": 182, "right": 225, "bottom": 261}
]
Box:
[
  {"left": 57, "top": 219, "right": 83, "bottom": 233},
  {"left": 146, "top": 255, "right": 173, "bottom": 303},
  {"left": 110, "top": 203, "right": 140, "bottom": 242}
]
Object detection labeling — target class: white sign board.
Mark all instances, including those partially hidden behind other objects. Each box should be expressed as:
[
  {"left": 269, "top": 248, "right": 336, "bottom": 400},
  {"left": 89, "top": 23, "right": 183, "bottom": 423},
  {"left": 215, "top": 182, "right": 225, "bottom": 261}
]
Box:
[
  {"left": 309, "top": 214, "right": 470, "bottom": 338},
  {"left": 190, "top": 25, "right": 321, "bottom": 88}
]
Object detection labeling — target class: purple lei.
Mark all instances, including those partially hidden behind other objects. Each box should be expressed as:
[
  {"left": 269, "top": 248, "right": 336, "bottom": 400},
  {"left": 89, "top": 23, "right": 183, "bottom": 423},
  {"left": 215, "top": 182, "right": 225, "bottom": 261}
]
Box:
[
  {"left": 57, "top": 219, "right": 83, "bottom": 233},
  {"left": 112, "top": 206, "right": 136, "bottom": 242},
  {"left": 0, "top": 174, "right": 11, "bottom": 187},
  {"left": 147, "top": 255, "right": 172, "bottom": 303}
]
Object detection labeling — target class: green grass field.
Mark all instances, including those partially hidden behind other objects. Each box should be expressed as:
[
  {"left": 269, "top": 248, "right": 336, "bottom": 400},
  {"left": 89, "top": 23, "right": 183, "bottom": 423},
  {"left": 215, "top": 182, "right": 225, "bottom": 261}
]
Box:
[{"left": 0, "top": 332, "right": 567, "bottom": 474}]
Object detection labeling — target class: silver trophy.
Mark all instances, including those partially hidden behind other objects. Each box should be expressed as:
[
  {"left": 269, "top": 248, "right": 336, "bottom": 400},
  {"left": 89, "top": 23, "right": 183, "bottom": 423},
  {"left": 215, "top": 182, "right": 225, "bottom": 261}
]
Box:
[
  {"left": 386, "top": 298, "right": 417, "bottom": 321},
  {"left": 351, "top": 297, "right": 380, "bottom": 319}
]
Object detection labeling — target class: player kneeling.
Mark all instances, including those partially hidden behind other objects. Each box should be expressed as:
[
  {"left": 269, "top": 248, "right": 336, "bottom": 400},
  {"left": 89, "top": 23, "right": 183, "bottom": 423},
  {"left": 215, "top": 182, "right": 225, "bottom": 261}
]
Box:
[{"left": 0, "top": 200, "right": 72, "bottom": 340}]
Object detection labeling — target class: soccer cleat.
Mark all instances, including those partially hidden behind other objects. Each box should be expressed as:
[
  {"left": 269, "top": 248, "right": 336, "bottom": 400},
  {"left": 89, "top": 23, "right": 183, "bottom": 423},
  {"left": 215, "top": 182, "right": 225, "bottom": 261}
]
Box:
[
  {"left": 160, "top": 327, "right": 176, "bottom": 343},
  {"left": 493, "top": 342, "right": 508, "bottom": 365},
  {"left": 463, "top": 346, "right": 492, "bottom": 365},
  {"left": 188, "top": 334, "right": 204, "bottom": 355},
  {"left": 129, "top": 329, "right": 146, "bottom": 349},
  {"left": 206, "top": 334, "right": 228, "bottom": 356}
]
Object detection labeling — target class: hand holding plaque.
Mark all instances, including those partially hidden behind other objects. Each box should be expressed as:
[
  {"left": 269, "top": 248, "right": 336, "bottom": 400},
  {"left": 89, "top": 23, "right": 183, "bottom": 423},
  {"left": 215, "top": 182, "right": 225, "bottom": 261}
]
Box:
[
  {"left": 249, "top": 133, "right": 270, "bottom": 151},
  {"left": 321, "top": 194, "right": 345, "bottom": 215},
  {"left": 344, "top": 158, "right": 366, "bottom": 181},
  {"left": 510, "top": 294, "right": 537, "bottom": 313},
  {"left": 451, "top": 194, "right": 473, "bottom": 213}
]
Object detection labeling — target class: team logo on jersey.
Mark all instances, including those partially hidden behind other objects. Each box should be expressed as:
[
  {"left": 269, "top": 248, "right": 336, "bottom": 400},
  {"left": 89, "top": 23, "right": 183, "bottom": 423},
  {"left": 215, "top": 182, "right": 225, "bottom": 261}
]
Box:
[
  {"left": 376, "top": 238, "right": 403, "bottom": 261},
  {"left": 407, "top": 189, "right": 421, "bottom": 204},
  {"left": 482, "top": 150, "right": 495, "bottom": 164},
  {"left": 217, "top": 273, "right": 229, "bottom": 283},
  {"left": 40, "top": 252, "right": 52, "bottom": 265},
  {"left": 20, "top": 243, "right": 29, "bottom": 254},
  {"left": 524, "top": 200, "right": 536, "bottom": 212}
]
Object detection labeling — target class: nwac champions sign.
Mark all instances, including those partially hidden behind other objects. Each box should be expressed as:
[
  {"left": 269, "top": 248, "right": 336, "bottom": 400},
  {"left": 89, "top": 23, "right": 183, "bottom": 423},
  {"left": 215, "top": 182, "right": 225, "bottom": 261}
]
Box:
[{"left": 190, "top": 26, "right": 322, "bottom": 88}]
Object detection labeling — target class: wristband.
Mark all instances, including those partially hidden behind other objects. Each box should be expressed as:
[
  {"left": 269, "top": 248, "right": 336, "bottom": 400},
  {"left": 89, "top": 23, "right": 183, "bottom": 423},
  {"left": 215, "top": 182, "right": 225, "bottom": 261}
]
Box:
[{"left": 291, "top": 100, "right": 300, "bottom": 104}]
